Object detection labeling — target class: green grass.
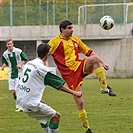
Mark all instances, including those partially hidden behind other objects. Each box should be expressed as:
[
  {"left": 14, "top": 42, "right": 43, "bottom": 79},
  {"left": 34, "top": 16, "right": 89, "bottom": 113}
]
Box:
[{"left": 0, "top": 79, "right": 133, "bottom": 133}]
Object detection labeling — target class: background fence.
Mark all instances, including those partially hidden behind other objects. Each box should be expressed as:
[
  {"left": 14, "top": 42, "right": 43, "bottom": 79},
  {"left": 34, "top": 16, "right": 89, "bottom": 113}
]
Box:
[{"left": 0, "top": 1, "right": 133, "bottom": 26}]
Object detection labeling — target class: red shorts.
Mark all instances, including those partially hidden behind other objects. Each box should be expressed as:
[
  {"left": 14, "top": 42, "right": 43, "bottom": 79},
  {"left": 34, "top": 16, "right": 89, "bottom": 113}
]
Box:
[{"left": 62, "top": 58, "right": 94, "bottom": 91}]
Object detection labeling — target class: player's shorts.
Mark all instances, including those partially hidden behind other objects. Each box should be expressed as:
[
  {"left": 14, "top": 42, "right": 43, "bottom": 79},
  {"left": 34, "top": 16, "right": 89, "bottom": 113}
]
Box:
[
  {"left": 8, "top": 78, "right": 19, "bottom": 90},
  {"left": 25, "top": 102, "right": 56, "bottom": 125},
  {"left": 62, "top": 58, "right": 94, "bottom": 91}
]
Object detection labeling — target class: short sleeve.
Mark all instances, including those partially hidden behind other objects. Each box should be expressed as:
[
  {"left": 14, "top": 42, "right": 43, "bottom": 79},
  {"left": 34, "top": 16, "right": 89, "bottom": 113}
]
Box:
[
  {"left": 44, "top": 72, "right": 65, "bottom": 90},
  {"left": 20, "top": 52, "right": 28, "bottom": 61},
  {"left": 2, "top": 56, "right": 8, "bottom": 66}
]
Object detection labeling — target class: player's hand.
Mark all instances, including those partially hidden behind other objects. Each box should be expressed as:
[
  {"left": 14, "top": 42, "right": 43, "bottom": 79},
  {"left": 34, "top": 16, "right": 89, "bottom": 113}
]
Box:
[
  {"left": 16, "top": 64, "right": 22, "bottom": 69},
  {"left": 40, "top": 100, "right": 45, "bottom": 103},
  {"left": 75, "top": 91, "right": 82, "bottom": 98},
  {"left": 1, "top": 67, "right": 4, "bottom": 71},
  {"left": 102, "top": 62, "right": 109, "bottom": 70}
]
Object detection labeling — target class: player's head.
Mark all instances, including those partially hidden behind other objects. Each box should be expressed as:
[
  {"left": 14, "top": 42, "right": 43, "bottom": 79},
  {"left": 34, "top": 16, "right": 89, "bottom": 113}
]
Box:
[
  {"left": 37, "top": 43, "right": 51, "bottom": 60},
  {"left": 59, "top": 20, "right": 73, "bottom": 38},
  {"left": 59, "top": 20, "right": 72, "bottom": 33},
  {"left": 5, "top": 38, "right": 14, "bottom": 51}
]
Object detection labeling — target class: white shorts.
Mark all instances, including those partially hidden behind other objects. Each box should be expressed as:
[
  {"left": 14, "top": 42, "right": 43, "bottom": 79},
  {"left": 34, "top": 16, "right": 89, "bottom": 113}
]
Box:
[
  {"left": 26, "top": 102, "right": 56, "bottom": 125},
  {"left": 8, "top": 78, "right": 19, "bottom": 91}
]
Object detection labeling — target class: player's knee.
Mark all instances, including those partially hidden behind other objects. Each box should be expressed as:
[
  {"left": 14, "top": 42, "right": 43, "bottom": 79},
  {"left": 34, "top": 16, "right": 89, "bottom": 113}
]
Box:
[
  {"left": 75, "top": 98, "right": 84, "bottom": 109},
  {"left": 92, "top": 55, "right": 99, "bottom": 63},
  {"left": 87, "top": 55, "right": 98, "bottom": 64},
  {"left": 56, "top": 112, "right": 60, "bottom": 118},
  {"left": 51, "top": 112, "right": 60, "bottom": 123},
  {"left": 12, "top": 90, "right": 16, "bottom": 96},
  {"left": 55, "top": 112, "right": 60, "bottom": 121}
]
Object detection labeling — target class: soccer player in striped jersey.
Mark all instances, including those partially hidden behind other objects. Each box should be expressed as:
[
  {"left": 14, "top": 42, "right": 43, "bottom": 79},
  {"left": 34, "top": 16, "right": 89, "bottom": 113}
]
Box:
[
  {"left": 1, "top": 39, "right": 28, "bottom": 112},
  {"left": 16, "top": 43, "right": 82, "bottom": 133},
  {"left": 48, "top": 20, "right": 116, "bottom": 133}
]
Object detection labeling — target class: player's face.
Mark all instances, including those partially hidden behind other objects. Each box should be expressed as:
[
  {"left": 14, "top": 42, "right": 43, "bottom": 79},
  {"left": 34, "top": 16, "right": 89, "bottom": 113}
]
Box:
[
  {"left": 6, "top": 41, "right": 14, "bottom": 51},
  {"left": 62, "top": 25, "right": 73, "bottom": 39}
]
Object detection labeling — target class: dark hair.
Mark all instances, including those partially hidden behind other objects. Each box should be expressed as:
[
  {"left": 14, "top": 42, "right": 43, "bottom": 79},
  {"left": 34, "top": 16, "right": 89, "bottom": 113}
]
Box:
[
  {"left": 37, "top": 43, "right": 51, "bottom": 58},
  {"left": 59, "top": 20, "right": 72, "bottom": 33}
]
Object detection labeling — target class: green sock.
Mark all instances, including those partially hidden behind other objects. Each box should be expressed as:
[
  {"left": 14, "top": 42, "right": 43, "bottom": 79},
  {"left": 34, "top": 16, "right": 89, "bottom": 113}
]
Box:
[
  {"left": 41, "top": 121, "right": 50, "bottom": 133},
  {"left": 49, "top": 122, "right": 59, "bottom": 129},
  {"left": 40, "top": 121, "right": 49, "bottom": 128}
]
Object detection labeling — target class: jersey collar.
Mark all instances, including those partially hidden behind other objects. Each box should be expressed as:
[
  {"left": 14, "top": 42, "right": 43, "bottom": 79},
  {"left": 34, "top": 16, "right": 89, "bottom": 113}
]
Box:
[
  {"left": 59, "top": 34, "right": 71, "bottom": 41},
  {"left": 36, "top": 57, "right": 45, "bottom": 65}
]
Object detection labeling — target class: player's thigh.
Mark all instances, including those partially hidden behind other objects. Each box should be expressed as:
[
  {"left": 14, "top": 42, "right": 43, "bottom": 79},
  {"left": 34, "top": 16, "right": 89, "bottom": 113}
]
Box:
[
  {"left": 84, "top": 57, "right": 94, "bottom": 74},
  {"left": 15, "top": 78, "right": 19, "bottom": 90},
  {"left": 8, "top": 78, "right": 15, "bottom": 90},
  {"left": 26, "top": 103, "right": 56, "bottom": 124}
]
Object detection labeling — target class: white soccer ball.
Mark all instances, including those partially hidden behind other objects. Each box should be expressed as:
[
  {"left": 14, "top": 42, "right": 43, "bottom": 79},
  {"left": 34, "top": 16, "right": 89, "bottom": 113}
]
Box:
[{"left": 100, "top": 15, "right": 114, "bottom": 30}]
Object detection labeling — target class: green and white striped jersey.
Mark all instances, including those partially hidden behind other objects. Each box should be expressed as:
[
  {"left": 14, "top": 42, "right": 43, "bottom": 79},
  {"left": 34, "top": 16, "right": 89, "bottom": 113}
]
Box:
[
  {"left": 2, "top": 47, "right": 28, "bottom": 79},
  {"left": 16, "top": 58, "right": 65, "bottom": 111}
]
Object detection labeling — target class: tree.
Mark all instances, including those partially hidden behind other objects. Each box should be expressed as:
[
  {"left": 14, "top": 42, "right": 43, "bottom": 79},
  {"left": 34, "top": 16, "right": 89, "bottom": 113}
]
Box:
[{"left": 0, "top": 0, "right": 132, "bottom": 26}]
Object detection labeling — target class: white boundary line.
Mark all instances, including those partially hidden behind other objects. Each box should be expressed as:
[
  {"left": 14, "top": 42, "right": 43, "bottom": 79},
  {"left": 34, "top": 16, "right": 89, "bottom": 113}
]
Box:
[{"left": 0, "top": 94, "right": 8, "bottom": 99}]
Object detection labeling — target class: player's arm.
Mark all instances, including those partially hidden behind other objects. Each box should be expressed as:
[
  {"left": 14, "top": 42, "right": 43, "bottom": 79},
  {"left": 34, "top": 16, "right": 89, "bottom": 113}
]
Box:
[
  {"left": 90, "top": 51, "right": 109, "bottom": 70},
  {"left": 44, "top": 72, "right": 82, "bottom": 97},
  {"left": 74, "top": 37, "right": 109, "bottom": 70},
  {"left": 1, "top": 63, "right": 7, "bottom": 71},
  {"left": 17, "top": 61, "right": 26, "bottom": 69},
  {"left": 17, "top": 52, "right": 28, "bottom": 69},
  {"left": 59, "top": 85, "right": 82, "bottom": 98},
  {"left": 1, "top": 56, "right": 8, "bottom": 71},
  {"left": 74, "top": 36, "right": 93, "bottom": 56}
]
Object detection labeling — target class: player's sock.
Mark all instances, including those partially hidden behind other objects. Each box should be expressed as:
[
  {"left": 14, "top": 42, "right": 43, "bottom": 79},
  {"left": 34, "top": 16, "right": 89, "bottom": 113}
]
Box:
[
  {"left": 13, "top": 95, "right": 21, "bottom": 112},
  {"left": 77, "top": 109, "right": 90, "bottom": 132},
  {"left": 48, "top": 128, "right": 58, "bottom": 133},
  {"left": 41, "top": 121, "right": 49, "bottom": 133},
  {"left": 95, "top": 67, "right": 107, "bottom": 89},
  {"left": 49, "top": 121, "right": 59, "bottom": 133}
]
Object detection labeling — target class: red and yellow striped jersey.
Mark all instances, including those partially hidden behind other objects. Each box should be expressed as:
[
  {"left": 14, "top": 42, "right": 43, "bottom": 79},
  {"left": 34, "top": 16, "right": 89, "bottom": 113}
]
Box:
[{"left": 48, "top": 35, "right": 93, "bottom": 77}]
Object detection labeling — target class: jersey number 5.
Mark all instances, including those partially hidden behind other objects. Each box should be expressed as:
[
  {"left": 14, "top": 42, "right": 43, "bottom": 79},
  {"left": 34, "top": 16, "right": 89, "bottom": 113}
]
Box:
[{"left": 22, "top": 68, "right": 31, "bottom": 83}]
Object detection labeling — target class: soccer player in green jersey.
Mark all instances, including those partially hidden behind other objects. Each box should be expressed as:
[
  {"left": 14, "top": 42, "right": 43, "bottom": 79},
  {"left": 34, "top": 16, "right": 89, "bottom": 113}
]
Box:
[
  {"left": 1, "top": 39, "right": 28, "bottom": 111},
  {"left": 48, "top": 20, "right": 116, "bottom": 133},
  {"left": 16, "top": 43, "right": 82, "bottom": 133}
]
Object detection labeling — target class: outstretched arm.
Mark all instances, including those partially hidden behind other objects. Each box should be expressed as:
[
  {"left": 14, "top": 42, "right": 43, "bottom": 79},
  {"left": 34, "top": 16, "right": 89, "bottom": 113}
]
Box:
[
  {"left": 59, "top": 85, "right": 82, "bottom": 98},
  {"left": 45, "top": 72, "right": 82, "bottom": 97},
  {"left": 16, "top": 61, "right": 26, "bottom": 69},
  {"left": 17, "top": 51, "right": 28, "bottom": 69}
]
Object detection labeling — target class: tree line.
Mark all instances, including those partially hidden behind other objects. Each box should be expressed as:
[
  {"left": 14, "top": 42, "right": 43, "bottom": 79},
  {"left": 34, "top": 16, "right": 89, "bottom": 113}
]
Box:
[{"left": 0, "top": 0, "right": 132, "bottom": 26}]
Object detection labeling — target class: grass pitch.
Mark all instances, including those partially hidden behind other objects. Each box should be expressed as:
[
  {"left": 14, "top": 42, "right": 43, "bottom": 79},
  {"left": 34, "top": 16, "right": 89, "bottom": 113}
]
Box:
[{"left": 0, "top": 79, "right": 132, "bottom": 133}]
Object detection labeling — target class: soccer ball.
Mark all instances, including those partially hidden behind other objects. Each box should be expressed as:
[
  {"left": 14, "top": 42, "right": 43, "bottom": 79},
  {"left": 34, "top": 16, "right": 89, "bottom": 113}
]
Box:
[{"left": 100, "top": 15, "right": 114, "bottom": 30}]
